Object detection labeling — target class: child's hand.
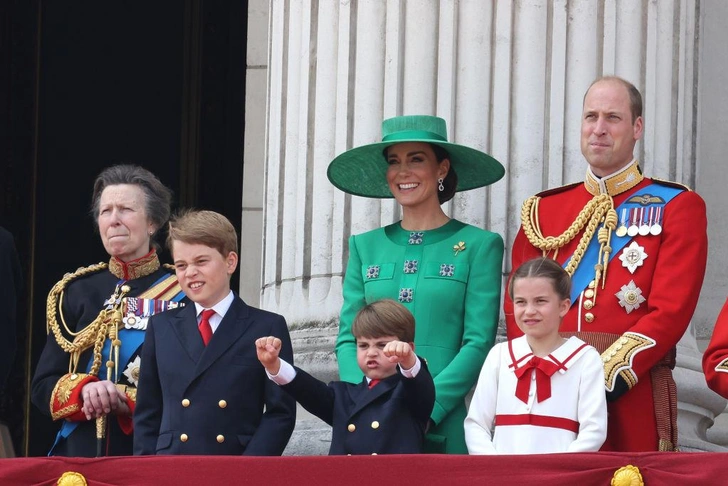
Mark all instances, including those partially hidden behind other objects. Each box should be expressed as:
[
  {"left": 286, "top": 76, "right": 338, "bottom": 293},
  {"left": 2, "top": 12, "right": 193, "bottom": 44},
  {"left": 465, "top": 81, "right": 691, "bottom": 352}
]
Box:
[
  {"left": 383, "top": 340, "right": 416, "bottom": 370},
  {"left": 255, "top": 336, "right": 282, "bottom": 375}
]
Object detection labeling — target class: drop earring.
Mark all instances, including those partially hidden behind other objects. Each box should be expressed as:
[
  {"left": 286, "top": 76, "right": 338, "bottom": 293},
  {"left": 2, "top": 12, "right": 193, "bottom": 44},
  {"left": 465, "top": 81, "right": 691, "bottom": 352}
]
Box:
[{"left": 438, "top": 178, "right": 444, "bottom": 192}]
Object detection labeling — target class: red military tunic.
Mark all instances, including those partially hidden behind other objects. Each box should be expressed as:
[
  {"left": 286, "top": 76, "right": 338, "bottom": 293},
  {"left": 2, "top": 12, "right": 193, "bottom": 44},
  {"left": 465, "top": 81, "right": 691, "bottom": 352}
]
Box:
[
  {"left": 703, "top": 299, "right": 728, "bottom": 398},
  {"left": 505, "top": 161, "right": 708, "bottom": 451}
]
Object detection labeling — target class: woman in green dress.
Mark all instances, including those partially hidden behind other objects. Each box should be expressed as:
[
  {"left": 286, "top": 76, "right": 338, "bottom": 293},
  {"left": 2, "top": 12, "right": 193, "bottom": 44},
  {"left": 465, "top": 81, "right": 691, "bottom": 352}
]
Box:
[{"left": 328, "top": 115, "right": 505, "bottom": 453}]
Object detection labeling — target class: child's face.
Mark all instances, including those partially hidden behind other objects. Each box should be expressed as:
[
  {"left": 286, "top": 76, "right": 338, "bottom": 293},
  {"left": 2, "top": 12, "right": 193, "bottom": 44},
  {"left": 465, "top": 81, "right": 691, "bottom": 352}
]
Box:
[
  {"left": 172, "top": 240, "right": 238, "bottom": 309},
  {"left": 512, "top": 277, "right": 570, "bottom": 342},
  {"left": 356, "top": 335, "right": 400, "bottom": 381}
]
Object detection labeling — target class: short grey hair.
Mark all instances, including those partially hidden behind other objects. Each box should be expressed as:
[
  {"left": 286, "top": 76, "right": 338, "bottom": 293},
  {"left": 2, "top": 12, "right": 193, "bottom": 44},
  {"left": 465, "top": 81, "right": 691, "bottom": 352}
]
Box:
[{"left": 90, "top": 164, "right": 173, "bottom": 238}]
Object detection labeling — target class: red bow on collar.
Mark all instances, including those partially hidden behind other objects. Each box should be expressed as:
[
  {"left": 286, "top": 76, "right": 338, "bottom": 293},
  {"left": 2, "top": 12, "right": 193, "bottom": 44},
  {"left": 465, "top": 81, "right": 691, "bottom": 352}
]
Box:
[{"left": 513, "top": 356, "right": 560, "bottom": 404}]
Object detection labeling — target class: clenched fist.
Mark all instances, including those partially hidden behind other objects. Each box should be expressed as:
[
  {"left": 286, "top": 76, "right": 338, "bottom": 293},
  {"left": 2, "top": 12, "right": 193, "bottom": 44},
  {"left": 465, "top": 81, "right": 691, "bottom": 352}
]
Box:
[
  {"left": 255, "top": 336, "right": 282, "bottom": 375},
  {"left": 382, "top": 340, "right": 416, "bottom": 370}
]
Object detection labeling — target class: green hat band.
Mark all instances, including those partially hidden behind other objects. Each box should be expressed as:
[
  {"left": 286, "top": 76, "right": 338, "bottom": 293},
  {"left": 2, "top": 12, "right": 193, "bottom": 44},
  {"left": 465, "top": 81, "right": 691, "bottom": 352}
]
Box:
[{"left": 382, "top": 130, "right": 446, "bottom": 143}]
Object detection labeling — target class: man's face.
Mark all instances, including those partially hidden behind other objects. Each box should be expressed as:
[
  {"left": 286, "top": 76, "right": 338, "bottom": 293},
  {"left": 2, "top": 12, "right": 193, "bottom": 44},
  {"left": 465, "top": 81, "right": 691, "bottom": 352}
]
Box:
[{"left": 580, "top": 80, "right": 643, "bottom": 177}]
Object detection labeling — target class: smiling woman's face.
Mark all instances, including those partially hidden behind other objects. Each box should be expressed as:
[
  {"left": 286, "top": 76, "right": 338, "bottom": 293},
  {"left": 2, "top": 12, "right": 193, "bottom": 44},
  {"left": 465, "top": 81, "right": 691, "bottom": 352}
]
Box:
[
  {"left": 97, "top": 184, "right": 153, "bottom": 262},
  {"left": 385, "top": 142, "right": 449, "bottom": 209}
]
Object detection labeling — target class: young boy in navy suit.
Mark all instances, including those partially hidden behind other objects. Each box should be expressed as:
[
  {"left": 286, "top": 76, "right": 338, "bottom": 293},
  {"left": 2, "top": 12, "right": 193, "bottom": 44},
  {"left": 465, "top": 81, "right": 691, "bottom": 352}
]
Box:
[
  {"left": 256, "top": 299, "right": 435, "bottom": 455},
  {"left": 134, "top": 210, "right": 295, "bottom": 455}
]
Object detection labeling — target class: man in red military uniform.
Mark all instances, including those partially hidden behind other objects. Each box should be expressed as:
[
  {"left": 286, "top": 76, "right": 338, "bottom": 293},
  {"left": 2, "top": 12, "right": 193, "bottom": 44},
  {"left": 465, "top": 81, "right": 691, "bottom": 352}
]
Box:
[
  {"left": 505, "top": 76, "right": 708, "bottom": 451},
  {"left": 702, "top": 301, "right": 728, "bottom": 398}
]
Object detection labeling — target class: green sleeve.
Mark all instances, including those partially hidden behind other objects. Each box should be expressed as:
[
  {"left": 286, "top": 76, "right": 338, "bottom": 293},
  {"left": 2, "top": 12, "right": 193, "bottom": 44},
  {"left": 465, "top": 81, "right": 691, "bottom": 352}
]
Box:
[
  {"left": 430, "top": 231, "right": 503, "bottom": 425},
  {"left": 335, "top": 235, "right": 365, "bottom": 383}
]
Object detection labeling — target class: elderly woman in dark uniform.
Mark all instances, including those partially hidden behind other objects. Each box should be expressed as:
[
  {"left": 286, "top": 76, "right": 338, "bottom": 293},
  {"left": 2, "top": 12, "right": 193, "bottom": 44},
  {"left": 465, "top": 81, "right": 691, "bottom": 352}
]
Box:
[
  {"left": 31, "top": 165, "right": 185, "bottom": 456},
  {"left": 329, "top": 115, "right": 505, "bottom": 453}
]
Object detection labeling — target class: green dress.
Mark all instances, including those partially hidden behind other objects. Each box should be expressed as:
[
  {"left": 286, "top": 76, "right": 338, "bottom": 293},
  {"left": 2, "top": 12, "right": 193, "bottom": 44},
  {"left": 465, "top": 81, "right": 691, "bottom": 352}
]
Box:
[{"left": 336, "top": 219, "right": 503, "bottom": 453}]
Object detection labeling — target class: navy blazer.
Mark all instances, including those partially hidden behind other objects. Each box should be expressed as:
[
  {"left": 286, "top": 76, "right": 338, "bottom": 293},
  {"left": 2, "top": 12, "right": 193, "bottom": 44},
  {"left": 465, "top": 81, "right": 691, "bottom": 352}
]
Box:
[
  {"left": 134, "top": 296, "right": 296, "bottom": 455},
  {"left": 282, "top": 358, "right": 435, "bottom": 455}
]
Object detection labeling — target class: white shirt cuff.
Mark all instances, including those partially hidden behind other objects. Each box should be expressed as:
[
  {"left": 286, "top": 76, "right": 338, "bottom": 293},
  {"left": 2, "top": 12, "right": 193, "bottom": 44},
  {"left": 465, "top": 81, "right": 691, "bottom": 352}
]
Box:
[
  {"left": 266, "top": 358, "right": 297, "bottom": 385},
  {"left": 399, "top": 355, "right": 421, "bottom": 378}
]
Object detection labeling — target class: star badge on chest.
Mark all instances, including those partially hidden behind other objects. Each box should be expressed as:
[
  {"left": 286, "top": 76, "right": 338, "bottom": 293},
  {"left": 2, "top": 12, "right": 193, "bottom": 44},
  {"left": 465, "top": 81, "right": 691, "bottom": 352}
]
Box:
[
  {"left": 615, "top": 280, "right": 646, "bottom": 314},
  {"left": 619, "top": 241, "right": 648, "bottom": 274},
  {"left": 123, "top": 356, "right": 142, "bottom": 386}
]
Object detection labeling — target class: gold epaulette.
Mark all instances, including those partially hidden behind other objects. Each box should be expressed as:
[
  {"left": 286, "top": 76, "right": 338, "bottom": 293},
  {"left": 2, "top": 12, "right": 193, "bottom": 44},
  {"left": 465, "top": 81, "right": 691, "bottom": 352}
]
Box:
[{"left": 651, "top": 177, "right": 691, "bottom": 192}]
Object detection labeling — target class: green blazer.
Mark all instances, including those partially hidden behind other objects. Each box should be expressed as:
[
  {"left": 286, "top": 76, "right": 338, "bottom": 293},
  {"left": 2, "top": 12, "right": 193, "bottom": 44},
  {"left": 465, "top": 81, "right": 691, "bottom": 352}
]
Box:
[{"left": 336, "top": 219, "right": 503, "bottom": 453}]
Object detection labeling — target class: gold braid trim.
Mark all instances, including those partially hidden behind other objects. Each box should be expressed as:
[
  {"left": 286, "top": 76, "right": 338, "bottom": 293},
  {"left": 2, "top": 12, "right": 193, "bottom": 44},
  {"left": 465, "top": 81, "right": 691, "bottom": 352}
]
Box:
[
  {"left": 715, "top": 357, "right": 728, "bottom": 373},
  {"left": 521, "top": 193, "right": 618, "bottom": 292},
  {"left": 46, "top": 263, "right": 107, "bottom": 353},
  {"left": 602, "top": 332, "right": 656, "bottom": 392},
  {"left": 46, "top": 264, "right": 130, "bottom": 375}
]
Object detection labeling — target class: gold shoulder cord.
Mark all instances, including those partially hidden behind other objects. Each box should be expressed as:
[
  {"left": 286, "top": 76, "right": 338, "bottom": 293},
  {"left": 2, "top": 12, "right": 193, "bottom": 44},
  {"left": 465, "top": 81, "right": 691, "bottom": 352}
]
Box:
[
  {"left": 46, "top": 263, "right": 130, "bottom": 377},
  {"left": 521, "top": 193, "right": 618, "bottom": 301}
]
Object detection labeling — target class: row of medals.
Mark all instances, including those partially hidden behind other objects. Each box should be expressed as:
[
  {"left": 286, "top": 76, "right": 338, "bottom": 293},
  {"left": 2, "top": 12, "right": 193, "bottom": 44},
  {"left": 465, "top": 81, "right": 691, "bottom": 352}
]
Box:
[{"left": 615, "top": 206, "right": 662, "bottom": 238}]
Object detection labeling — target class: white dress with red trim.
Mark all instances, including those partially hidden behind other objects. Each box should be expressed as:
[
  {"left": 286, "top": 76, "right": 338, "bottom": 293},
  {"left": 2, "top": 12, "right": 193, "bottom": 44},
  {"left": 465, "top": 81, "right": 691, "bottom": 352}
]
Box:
[{"left": 464, "top": 335, "right": 607, "bottom": 454}]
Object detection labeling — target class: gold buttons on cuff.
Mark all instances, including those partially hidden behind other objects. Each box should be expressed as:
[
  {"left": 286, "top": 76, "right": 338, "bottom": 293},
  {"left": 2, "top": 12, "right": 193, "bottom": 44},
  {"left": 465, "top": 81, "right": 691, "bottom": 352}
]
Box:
[
  {"left": 216, "top": 435, "right": 225, "bottom": 443},
  {"left": 584, "top": 289, "right": 595, "bottom": 299},
  {"left": 371, "top": 421, "right": 379, "bottom": 429},
  {"left": 218, "top": 400, "right": 227, "bottom": 409},
  {"left": 583, "top": 300, "right": 594, "bottom": 310},
  {"left": 584, "top": 312, "right": 594, "bottom": 323},
  {"left": 182, "top": 399, "right": 190, "bottom": 407},
  {"left": 347, "top": 424, "right": 356, "bottom": 432},
  {"left": 180, "top": 434, "right": 188, "bottom": 442}
]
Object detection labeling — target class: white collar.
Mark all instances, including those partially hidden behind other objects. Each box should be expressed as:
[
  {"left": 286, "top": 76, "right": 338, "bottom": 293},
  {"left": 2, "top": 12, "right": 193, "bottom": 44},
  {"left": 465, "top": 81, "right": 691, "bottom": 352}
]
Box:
[{"left": 194, "top": 290, "right": 235, "bottom": 319}]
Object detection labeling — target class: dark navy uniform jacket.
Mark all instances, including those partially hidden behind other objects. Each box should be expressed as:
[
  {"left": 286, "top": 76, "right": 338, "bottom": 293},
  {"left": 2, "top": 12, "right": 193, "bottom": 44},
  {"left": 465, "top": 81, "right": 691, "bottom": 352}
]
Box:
[
  {"left": 282, "top": 358, "right": 435, "bottom": 455},
  {"left": 31, "top": 266, "right": 176, "bottom": 457},
  {"left": 134, "top": 296, "right": 296, "bottom": 455}
]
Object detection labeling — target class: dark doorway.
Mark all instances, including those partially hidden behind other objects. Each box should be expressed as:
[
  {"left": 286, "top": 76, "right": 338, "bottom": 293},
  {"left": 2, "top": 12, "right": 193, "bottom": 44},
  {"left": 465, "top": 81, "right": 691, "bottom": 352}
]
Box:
[{"left": 0, "top": 0, "right": 248, "bottom": 456}]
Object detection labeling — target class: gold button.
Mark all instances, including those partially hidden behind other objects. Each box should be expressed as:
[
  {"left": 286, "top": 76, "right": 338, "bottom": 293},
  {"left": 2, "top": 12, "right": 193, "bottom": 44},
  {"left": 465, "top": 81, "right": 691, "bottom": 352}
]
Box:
[
  {"left": 216, "top": 435, "right": 225, "bottom": 443},
  {"left": 583, "top": 299, "right": 594, "bottom": 310},
  {"left": 584, "top": 312, "right": 594, "bottom": 323},
  {"left": 371, "top": 421, "right": 379, "bottom": 429},
  {"left": 70, "top": 374, "right": 78, "bottom": 380},
  {"left": 584, "top": 289, "right": 594, "bottom": 299},
  {"left": 218, "top": 400, "right": 227, "bottom": 409},
  {"left": 347, "top": 424, "right": 356, "bottom": 432},
  {"left": 180, "top": 434, "right": 188, "bottom": 442},
  {"left": 371, "top": 453, "right": 377, "bottom": 455},
  {"left": 588, "top": 280, "right": 596, "bottom": 289},
  {"left": 182, "top": 399, "right": 190, "bottom": 407}
]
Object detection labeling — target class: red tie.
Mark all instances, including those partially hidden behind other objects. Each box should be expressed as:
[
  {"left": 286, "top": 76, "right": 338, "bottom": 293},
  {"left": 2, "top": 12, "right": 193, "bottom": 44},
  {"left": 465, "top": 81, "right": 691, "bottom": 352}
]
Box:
[
  {"left": 198, "top": 309, "right": 215, "bottom": 345},
  {"left": 368, "top": 379, "right": 380, "bottom": 389}
]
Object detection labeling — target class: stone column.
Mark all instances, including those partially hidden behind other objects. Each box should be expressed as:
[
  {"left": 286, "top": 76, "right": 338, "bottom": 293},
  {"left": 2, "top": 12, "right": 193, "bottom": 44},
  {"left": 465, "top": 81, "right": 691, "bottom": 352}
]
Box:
[{"left": 256, "top": 0, "right": 716, "bottom": 454}]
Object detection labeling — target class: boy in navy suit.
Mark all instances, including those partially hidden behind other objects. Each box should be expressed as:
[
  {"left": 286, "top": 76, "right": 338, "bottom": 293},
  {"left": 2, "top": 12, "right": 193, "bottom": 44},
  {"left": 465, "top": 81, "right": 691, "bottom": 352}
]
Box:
[
  {"left": 134, "top": 210, "right": 295, "bottom": 455},
  {"left": 256, "top": 299, "right": 435, "bottom": 455}
]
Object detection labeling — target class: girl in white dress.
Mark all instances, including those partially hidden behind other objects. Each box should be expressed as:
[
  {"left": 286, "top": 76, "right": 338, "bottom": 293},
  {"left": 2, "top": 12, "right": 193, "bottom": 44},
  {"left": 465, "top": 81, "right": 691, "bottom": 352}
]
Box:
[{"left": 464, "top": 258, "right": 607, "bottom": 454}]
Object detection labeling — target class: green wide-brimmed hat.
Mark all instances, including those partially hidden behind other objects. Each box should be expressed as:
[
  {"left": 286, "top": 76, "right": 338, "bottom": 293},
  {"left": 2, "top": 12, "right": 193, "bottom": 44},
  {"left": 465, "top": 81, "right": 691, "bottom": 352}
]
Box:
[{"left": 327, "top": 115, "right": 505, "bottom": 198}]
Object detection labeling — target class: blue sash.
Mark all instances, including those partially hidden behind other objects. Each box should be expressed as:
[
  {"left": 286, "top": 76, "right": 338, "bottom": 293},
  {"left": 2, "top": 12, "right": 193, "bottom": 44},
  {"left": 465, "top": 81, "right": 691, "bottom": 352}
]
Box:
[{"left": 565, "top": 183, "right": 683, "bottom": 304}]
